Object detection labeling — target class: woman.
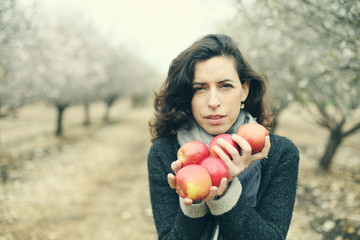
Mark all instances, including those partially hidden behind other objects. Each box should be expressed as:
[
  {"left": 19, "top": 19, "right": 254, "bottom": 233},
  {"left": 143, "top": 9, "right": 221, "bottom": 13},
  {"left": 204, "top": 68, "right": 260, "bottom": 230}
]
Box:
[{"left": 147, "top": 34, "right": 299, "bottom": 240}]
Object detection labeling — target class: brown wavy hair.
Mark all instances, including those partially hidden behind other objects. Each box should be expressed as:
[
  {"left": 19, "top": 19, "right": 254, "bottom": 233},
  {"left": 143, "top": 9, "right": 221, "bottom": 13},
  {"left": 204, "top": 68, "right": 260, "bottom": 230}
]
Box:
[{"left": 149, "top": 34, "right": 271, "bottom": 143}]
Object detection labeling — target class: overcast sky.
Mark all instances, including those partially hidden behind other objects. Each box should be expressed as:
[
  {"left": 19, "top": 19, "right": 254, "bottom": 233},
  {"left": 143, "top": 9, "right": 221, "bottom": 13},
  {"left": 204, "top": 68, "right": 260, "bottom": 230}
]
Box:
[{"left": 28, "top": 0, "right": 236, "bottom": 75}]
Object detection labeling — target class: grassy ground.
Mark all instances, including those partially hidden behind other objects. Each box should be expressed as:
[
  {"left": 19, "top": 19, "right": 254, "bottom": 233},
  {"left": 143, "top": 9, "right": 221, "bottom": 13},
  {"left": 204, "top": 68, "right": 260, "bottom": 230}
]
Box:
[{"left": 0, "top": 99, "right": 359, "bottom": 240}]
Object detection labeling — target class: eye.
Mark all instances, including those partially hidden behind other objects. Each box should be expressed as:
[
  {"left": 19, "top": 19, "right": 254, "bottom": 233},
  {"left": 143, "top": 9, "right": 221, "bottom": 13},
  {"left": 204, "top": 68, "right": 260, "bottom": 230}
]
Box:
[
  {"left": 220, "top": 83, "right": 233, "bottom": 88},
  {"left": 193, "top": 85, "right": 206, "bottom": 92},
  {"left": 193, "top": 83, "right": 207, "bottom": 93}
]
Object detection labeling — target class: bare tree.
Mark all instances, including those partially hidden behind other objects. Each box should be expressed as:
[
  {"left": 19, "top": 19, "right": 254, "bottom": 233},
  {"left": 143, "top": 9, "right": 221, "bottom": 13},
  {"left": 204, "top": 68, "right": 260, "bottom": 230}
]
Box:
[
  {"left": 274, "top": 0, "right": 360, "bottom": 171},
  {"left": 219, "top": 2, "right": 301, "bottom": 133},
  {"left": 230, "top": 0, "right": 360, "bottom": 171}
]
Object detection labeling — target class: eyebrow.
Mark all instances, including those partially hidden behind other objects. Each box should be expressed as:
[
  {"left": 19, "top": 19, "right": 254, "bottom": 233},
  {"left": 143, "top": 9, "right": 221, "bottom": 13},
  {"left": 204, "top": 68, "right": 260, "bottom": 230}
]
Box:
[
  {"left": 192, "top": 79, "right": 233, "bottom": 85},
  {"left": 219, "top": 79, "right": 233, "bottom": 83}
]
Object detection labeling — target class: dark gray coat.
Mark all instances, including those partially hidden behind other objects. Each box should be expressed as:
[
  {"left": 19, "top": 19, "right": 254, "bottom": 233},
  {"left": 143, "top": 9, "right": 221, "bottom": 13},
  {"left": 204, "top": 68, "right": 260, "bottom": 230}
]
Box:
[{"left": 147, "top": 134, "right": 299, "bottom": 240}]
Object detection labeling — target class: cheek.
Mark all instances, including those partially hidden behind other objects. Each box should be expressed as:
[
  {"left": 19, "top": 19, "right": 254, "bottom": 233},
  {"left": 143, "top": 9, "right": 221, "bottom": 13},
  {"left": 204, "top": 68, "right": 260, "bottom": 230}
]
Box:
[
  {"left": 191, "top": 97, "right": 202, "bottom": 114},
  {"left": 231, "top": 107, "right": 241, "bottom": 121},
  {"left": 226, "top": 92, "right": 242, "bottom": 106},
  {"left": 227, "top": 93, "right": 242, "bottom": 115}
]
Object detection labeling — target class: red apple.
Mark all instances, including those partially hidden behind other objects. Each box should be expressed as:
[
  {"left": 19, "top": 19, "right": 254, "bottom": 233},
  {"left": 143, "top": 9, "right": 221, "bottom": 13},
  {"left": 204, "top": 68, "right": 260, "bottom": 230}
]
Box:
[
  {"left": 175, "top": 164, "right": 212, "bottom": 200},
  {"left": 200, "top": 156, "right": 229, "bottom": 187},
  {"left": 209, "top": 134, "right": 240, "bottom": 159},
  {"left": 237, "top": 123, "right": 269, "bottom": 154},
  {"left": 177, "top": 140, "right": 209, "bottom": 166}
]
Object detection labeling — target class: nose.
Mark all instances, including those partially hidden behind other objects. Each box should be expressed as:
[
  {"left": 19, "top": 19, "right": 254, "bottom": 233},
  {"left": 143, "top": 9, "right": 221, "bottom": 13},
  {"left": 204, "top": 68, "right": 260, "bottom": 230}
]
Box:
[{"left": 208, "top": 89, "right": 220, "bottom": 109}]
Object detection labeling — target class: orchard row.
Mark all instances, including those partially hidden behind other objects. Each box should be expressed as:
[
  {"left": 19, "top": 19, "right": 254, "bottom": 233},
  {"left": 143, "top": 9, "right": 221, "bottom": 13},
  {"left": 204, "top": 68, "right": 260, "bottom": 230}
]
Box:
[{"left": 1, "top": 3, "right": 161, "bottom": 135}]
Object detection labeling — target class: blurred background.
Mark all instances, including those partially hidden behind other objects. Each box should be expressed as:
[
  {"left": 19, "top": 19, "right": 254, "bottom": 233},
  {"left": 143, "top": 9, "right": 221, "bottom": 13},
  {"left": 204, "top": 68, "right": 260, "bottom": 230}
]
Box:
[{"left": 0, "top": 0, "right": 359, "bottom": 239}]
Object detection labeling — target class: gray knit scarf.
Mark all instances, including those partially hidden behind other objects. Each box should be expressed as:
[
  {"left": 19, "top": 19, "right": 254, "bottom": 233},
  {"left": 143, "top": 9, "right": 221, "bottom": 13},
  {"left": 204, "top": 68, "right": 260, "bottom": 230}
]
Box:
[{"left": 177, "top": 110, "right": 262, "bottom": 208}]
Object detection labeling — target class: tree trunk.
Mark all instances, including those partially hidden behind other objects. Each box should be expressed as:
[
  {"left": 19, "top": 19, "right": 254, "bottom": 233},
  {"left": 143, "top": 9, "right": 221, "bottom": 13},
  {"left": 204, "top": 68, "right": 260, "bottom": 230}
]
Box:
[
  {"left": 270, "top": 111, "right": 281, "bottom": 133},
  {"left": 103, "top": 104, "right": 110, "bottom": 123},
  {"left": 319, "top": 126, "right": 343, "bottom": 171},
  {"left": 103, "top": 96, "right": 117, "bottom": 123},
  {"left": 131, "top": 93, "right": 146, "bottom": 107},
  {"left": 269, "top": 103, "right": 287, "bottom": 134},
  {"left": 56, "top": 104, "right": 67, "bottom": 136},
  {"left": 271, "top": 115, "right": 278, "bottom": 133},
  {"left": 83, "top": 102, "right": 90, "bottom": 126}
]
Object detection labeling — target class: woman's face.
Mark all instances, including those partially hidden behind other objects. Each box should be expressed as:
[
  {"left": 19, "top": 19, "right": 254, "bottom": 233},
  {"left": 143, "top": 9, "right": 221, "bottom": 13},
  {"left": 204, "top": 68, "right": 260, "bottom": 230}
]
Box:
[{"left": 191, "top": 56, "right": 249, "bottom": 135}]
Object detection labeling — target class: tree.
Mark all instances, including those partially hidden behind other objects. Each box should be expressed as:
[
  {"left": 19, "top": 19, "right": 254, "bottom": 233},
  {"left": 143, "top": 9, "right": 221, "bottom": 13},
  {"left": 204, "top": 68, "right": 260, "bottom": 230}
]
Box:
[
  {"left": 219, "top": 2, "right": 301, "bottom": 132},
  {"left": 0, "top": 0, "right": 37, "bottom": 116},
  {"left": 270, "top": 0, "right": 360, "bottom": 171},
  {"left": 33, "top": 13, "right": 107, "bottom": 135},
  {"left": 98, "top": 45, "right": 160, "bottom": 122},
  {"left": 230, "top": 0, "right": 360, "bottom": 171},
  {"left": 1, "top": 2, "right": 160, "bottom": 134},
  {"left": 96, "top": 46, "right": 129, "bottom": 123}
]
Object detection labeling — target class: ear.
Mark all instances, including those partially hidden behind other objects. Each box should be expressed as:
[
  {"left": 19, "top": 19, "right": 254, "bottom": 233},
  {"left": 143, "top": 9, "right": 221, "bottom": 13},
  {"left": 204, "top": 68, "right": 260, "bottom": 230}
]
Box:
[{"left": 241, "top": 80, "right": 250, "bottom": 102}]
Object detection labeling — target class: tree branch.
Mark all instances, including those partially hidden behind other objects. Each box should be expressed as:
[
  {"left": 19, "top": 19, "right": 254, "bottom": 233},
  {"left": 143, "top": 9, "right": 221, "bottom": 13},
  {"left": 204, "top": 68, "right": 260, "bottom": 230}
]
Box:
[
  {"left": 343, "top": 122, "right": 360, "bottom": 138},
  {"left": 307, "top": 89, "right": 335, "bottom": 130},
  {"left": 302, "top": 0, "right": 360, "bottom": 29}
]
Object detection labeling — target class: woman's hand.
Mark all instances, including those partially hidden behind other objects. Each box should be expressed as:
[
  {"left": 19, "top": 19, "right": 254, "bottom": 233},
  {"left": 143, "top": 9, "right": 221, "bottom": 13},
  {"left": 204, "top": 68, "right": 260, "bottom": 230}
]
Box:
[
  {"left": 167, "top": 160, "right": 229, "bottom": 206},
  {"left": 213, "top": 135, "right": 271, "bottom": 182}
]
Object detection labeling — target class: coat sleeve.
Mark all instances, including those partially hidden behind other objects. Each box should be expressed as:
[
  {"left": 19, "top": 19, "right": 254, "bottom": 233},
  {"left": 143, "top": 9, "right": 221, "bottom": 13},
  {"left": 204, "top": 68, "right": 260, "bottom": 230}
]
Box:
[
  {"left": 147, "top": 138, "right": 216, "bottom": 240},
  {"left": 215, "top": 135, "right": 300, "bottom": 240}
]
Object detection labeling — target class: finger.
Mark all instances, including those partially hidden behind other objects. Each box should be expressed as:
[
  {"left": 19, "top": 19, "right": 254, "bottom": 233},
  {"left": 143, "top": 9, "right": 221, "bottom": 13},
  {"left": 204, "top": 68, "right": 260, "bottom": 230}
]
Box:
[
  {"left": 167, "top": 173, "right": 176, "bottom": 189},
  {"left": 213, "top": 145, "right": 232, "bottom": 166},
  {"left": 217, "top": 177, "right": 228, "bottom": 194},
  {"left": 258, "top": 135, "right": 271, "bottom": 156},
  {"left": 217, "top": 137, "right": 241, "bottom": 160},
  {"left": 184, "top": 198, "right": 193, "bottom": 206},
  {"left": 171, "top": 160, "right": 182, "bottom": 174},
  {"left": 203, "top": 186, "right": 218, "bottom": 202},
  {"left": 232, "top": 135, "right": 252, "bottom": 163},
  {"left": 264, "top": 135, "right": 271, "bottom": 152},
  {"left": 204, "top": 178, "right": 228, "bottom": 202},
  {"left": 250, "top": 136, "right": 271, "bottom": 163}
]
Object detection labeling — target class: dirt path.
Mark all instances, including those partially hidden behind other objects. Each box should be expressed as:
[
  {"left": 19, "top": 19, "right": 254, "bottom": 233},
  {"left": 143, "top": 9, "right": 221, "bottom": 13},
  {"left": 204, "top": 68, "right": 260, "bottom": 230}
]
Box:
[{"left": 1, "top": 101, "right": 156, "bottom": 240}]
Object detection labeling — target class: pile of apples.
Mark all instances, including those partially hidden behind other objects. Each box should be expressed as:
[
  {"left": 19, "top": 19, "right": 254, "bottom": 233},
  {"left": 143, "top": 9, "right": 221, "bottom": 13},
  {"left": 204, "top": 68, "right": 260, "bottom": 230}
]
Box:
[{"left": 175, "top": 123, "right": 269, "bottom": 201}]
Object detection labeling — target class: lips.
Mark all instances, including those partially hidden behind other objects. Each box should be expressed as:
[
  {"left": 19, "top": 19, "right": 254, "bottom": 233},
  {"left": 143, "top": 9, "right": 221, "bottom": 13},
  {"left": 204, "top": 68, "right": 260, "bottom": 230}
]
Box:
[
  {"left": 201, "top": 114, "right": 228, "bottom": 133},
  {"left": 205, "top": 114, "right": 225, "bottom": 120},
  {"left": 205, "top": 115, "right": 226, "bottom": 125}
]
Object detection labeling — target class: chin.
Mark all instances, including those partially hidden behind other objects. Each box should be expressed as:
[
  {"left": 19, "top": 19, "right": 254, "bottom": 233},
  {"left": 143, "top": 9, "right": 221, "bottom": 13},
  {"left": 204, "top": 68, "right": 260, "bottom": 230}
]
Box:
[{"left": 204, "top": 126, "right": 229, "bottom": 136}]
